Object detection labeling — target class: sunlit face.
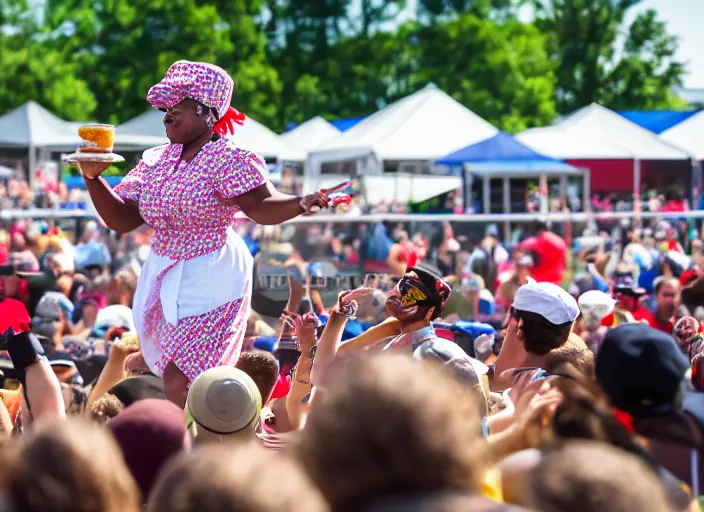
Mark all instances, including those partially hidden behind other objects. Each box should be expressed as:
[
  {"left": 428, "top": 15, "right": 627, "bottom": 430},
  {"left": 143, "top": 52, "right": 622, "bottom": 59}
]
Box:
[
  {"left": 614, "top": 292, "right": 638, "bottom": 312},
  {"left": 0, "top": 275, "right": 18, "bottom": 299},
  {"left": 517, "top": 264, "right": 531, "bottom": 281},
  {"left": 162, "top": 98, "right": 210, "bottom": 145},
  {"left": 656, "top": 284, "right": 679, "bottom": 317}
]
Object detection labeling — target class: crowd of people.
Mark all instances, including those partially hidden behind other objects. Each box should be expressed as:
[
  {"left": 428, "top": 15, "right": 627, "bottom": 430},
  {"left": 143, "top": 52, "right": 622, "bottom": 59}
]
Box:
[
  {"left": 0, "top": 208, "right": 702, "bottom": 511},
  {"left": 0, "top": 58, "right": 702, "bottom": 512}
]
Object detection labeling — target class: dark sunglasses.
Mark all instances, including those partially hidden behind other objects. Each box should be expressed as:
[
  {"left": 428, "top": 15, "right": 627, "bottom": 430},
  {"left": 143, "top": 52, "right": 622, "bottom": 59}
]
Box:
[
  {"left": 396, "top": 277, "right": 434, "bottom": 306},
  {"left": 397, "top": 276, "right": 430, "bottom": 297}
]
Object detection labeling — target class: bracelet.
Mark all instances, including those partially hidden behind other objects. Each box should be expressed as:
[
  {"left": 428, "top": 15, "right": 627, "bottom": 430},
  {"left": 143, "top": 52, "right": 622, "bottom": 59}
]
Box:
[
  {"left": 293, "top": 362, "right": 311, "bottom": 385},
  {"left": 336, "top": 299, "right": 358, "bottom": 319}
]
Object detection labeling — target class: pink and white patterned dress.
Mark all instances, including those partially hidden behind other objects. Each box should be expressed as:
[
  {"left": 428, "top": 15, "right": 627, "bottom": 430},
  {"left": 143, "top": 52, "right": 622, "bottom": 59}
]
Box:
[{"left": 114, "top": 137, "right": 268, "bottom": 381}]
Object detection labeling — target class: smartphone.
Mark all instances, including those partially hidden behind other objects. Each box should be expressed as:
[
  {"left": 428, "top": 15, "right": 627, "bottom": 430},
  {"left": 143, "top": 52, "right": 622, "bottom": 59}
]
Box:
[
  {"left": 308, "top": 262, "right": 323, "bottom": 278},
  {"left": 530, "top": 369, "right": 549, "bottom": 382}
]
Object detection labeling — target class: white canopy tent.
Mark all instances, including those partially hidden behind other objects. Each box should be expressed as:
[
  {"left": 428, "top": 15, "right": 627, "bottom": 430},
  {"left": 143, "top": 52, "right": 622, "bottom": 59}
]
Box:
[
  {"left": 0, "top": 101, "right": 80, "bottom": 149},
  {"left": 660, "top": 110, "right": 704, "bottom": 200},
  {"left": 280, "top": 116, "right": 340, "bottom": 153},
  {"left": 313, "top": 173, "right": 462, "bottom": 205},
  {"left": 117, "top": 110, "right": 305, "bottom": 162},
  {"left": 306, "top": 84, "right": 498, "bottom": 191},
  {"left": 517, "top": 103, "right": 693, "bottom": 200},
  {"left": 661, "top": 110, "right": 704, "bottom": 160},
  {"left": 114, "top": 110, "right": 170, "bottom": 149},
  {"left": 0, "top": 102, "right": 81, "bottom": 184}
]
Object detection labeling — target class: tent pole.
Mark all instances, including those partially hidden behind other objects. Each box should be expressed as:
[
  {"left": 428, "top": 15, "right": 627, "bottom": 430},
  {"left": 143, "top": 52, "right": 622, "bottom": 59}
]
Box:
[
  {"left": 633, "top": 159, "right": 641, "bottom": 224},
  {"left": 483, "top": 176, "right": 490, "bottom": 214},
  {"left": 539, "top": 173, "right": 548, "bottom": 215},
  {"left": 691, "top": 158, "right": 702, "bottom": 210},
  {"left": 502, "top": 176, "right": 510, "bottom": 242},
  {"left": 28, "top": 143, "right": 36, "bottom": 190},
  {"left": 465, "top": 164, "right": 473, "bottom": 213},
  {"left": 461, "top": 164, "right": 467, "bottom": 212},
  {"left": 559, "top": 175, "right": 567, "bottom": 208},
  {"left": 583, "top": 168, "right": 591, "bottom": 213}
]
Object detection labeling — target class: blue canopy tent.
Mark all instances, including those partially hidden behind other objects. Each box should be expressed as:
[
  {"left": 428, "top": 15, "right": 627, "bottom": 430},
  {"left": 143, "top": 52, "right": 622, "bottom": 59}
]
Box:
[
  {"left": 330, "top": 117, "right": 365, "bottom": 132},
  {"left": 437, "top": 132, "right": 585, "bottom": 231},
  {"left": 617, "top": 110, "right": 700, "bottom": 134}
]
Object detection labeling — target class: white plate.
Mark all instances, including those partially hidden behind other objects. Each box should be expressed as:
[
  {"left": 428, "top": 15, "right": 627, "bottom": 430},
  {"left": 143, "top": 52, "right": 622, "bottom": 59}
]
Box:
[{"left": 62, "top": 152, "right": 125, "bottom": 164}]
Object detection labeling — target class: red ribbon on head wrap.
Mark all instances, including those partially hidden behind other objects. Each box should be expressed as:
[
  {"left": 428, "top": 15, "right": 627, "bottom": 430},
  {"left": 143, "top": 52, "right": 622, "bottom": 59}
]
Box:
[
  {"left": 213, "top": 106, "right": 246, "bottom": 136},
  {"left": 613, "top": 408, "right": 636, "bottom": 433}
]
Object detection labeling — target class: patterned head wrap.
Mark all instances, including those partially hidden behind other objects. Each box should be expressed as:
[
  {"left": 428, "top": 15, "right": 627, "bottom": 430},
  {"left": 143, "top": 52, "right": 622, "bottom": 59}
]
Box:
[{"left": 148, "top": 60, "right": 245, "bottom": 136}]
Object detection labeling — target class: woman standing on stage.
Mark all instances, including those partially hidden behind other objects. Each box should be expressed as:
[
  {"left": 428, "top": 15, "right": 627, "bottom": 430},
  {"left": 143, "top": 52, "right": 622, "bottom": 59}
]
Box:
[{"left": 82, "top": 61, "right": 328, "bottom": 406}]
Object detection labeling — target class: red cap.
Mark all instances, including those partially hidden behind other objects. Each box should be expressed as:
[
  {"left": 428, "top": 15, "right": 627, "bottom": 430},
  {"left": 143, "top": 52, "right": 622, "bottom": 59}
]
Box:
[{"left": 270, "top": 374, "right": 291, "bottom": 400}]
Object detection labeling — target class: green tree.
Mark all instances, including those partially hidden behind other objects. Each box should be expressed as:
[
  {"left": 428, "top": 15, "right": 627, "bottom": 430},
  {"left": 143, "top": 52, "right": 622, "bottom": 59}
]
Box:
[
  {"left": 0, "top": 0, "right": 96, "bottom": 119},
  {"left": 264, "top": 0, "right": 355, "bottom": 128},
  {"left": 602, "top": 9, "right": 687, "bottom": 110},
  {"left": 42, "top": 0, "right": 280, "bottom": 125},
  {"left": 359, "top": 0, "right": 406, "bottom": 36},
  {"left": 533, "top": 0, "right": 685, "bottom": 113},
  {"left": 417, "top": 0, "right": 516, "bottom": 20},
  {"left": 319, "top": 25, "right": 422, "bottom": 118},
  {"left": 415, "top": 14, "right": 556, "bottom": 132}
]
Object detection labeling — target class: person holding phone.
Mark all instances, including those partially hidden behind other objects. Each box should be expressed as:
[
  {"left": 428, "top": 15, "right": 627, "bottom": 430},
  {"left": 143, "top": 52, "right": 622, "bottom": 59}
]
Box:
[{"left": 80, "top": 61, "right": 344, "bottom": 407}]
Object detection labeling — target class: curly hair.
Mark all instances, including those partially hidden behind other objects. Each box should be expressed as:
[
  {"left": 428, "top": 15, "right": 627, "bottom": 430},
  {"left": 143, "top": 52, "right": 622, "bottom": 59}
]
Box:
[
  {"left": 296, "top": 353, "right": 485, "bottom": 512},
  {"left": 235, "top": 350, "right": 280, "bottom": 404},
  {"left": 89, "top": 393, "right": 124, "bottom": 424}
]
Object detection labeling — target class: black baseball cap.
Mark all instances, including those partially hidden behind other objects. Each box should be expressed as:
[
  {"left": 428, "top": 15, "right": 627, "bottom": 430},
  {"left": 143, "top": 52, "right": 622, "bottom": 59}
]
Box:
[
  {"left": 109, "top": 374, "right": 165, "bottom": 407},
  {"left": 596, "top": 324, "right": 689, "bottom": 415},
  {"left": 613, "top": 276, "right": 646, "bottom": 297},
  {"left": 407, "top": 267, "right": 451, "bottom": 304}
]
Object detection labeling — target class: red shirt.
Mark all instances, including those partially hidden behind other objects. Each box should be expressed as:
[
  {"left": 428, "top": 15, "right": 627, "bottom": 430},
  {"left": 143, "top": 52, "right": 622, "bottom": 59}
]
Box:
[
  {"left": 518, "top": 232, "right": 566, "bottom": 284},
  {"left": 639, "top": 309, "right": 675, "bottom": 334},
  {"left": 0, "top": 297, "right": 31, "bottom": 334},
  {"left": 601, "top": 308, "right": 653, "bottom": 328}
]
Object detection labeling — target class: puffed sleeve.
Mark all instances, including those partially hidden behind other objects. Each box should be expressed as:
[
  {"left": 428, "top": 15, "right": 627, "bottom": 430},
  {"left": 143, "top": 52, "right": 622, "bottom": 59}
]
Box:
[
  {"left": 213, "top": 148, "right": 268, "bottom": 199},
  {"left": 113, "top": 159, "right": 146, "bottom": 203}
]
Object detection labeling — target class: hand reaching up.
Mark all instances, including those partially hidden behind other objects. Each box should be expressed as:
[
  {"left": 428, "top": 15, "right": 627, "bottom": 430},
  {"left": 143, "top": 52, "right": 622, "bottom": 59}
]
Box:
[
  {"left": 281, "top": 310, "right": 320, "bottom": 353},
  {"left": 336, "top": 287, "right": 373, "bottom": 318}
]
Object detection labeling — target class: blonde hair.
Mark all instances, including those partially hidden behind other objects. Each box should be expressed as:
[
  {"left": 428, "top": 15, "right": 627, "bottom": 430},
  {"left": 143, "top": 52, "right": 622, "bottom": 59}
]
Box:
[
  {"left": 89, "top": 393, "right": 124, "bottom": 424},
  {"left": 297, "top": 353, "right": 485, "bottom": 511},
  {"left": 148, "top": 443, "right": 329, "bottom": 512},
  {"left": 0, "top": 418, "right": 140, "bottom": 512}
]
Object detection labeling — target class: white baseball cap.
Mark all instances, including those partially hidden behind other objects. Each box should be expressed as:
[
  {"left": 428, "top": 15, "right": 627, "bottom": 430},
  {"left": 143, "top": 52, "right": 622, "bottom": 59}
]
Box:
[
  {"left": 513, "top": 282, "right": 579, "bottom": 325},
  {"left": 578, "top": 290, "right": 616, "bottom": 320}
]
